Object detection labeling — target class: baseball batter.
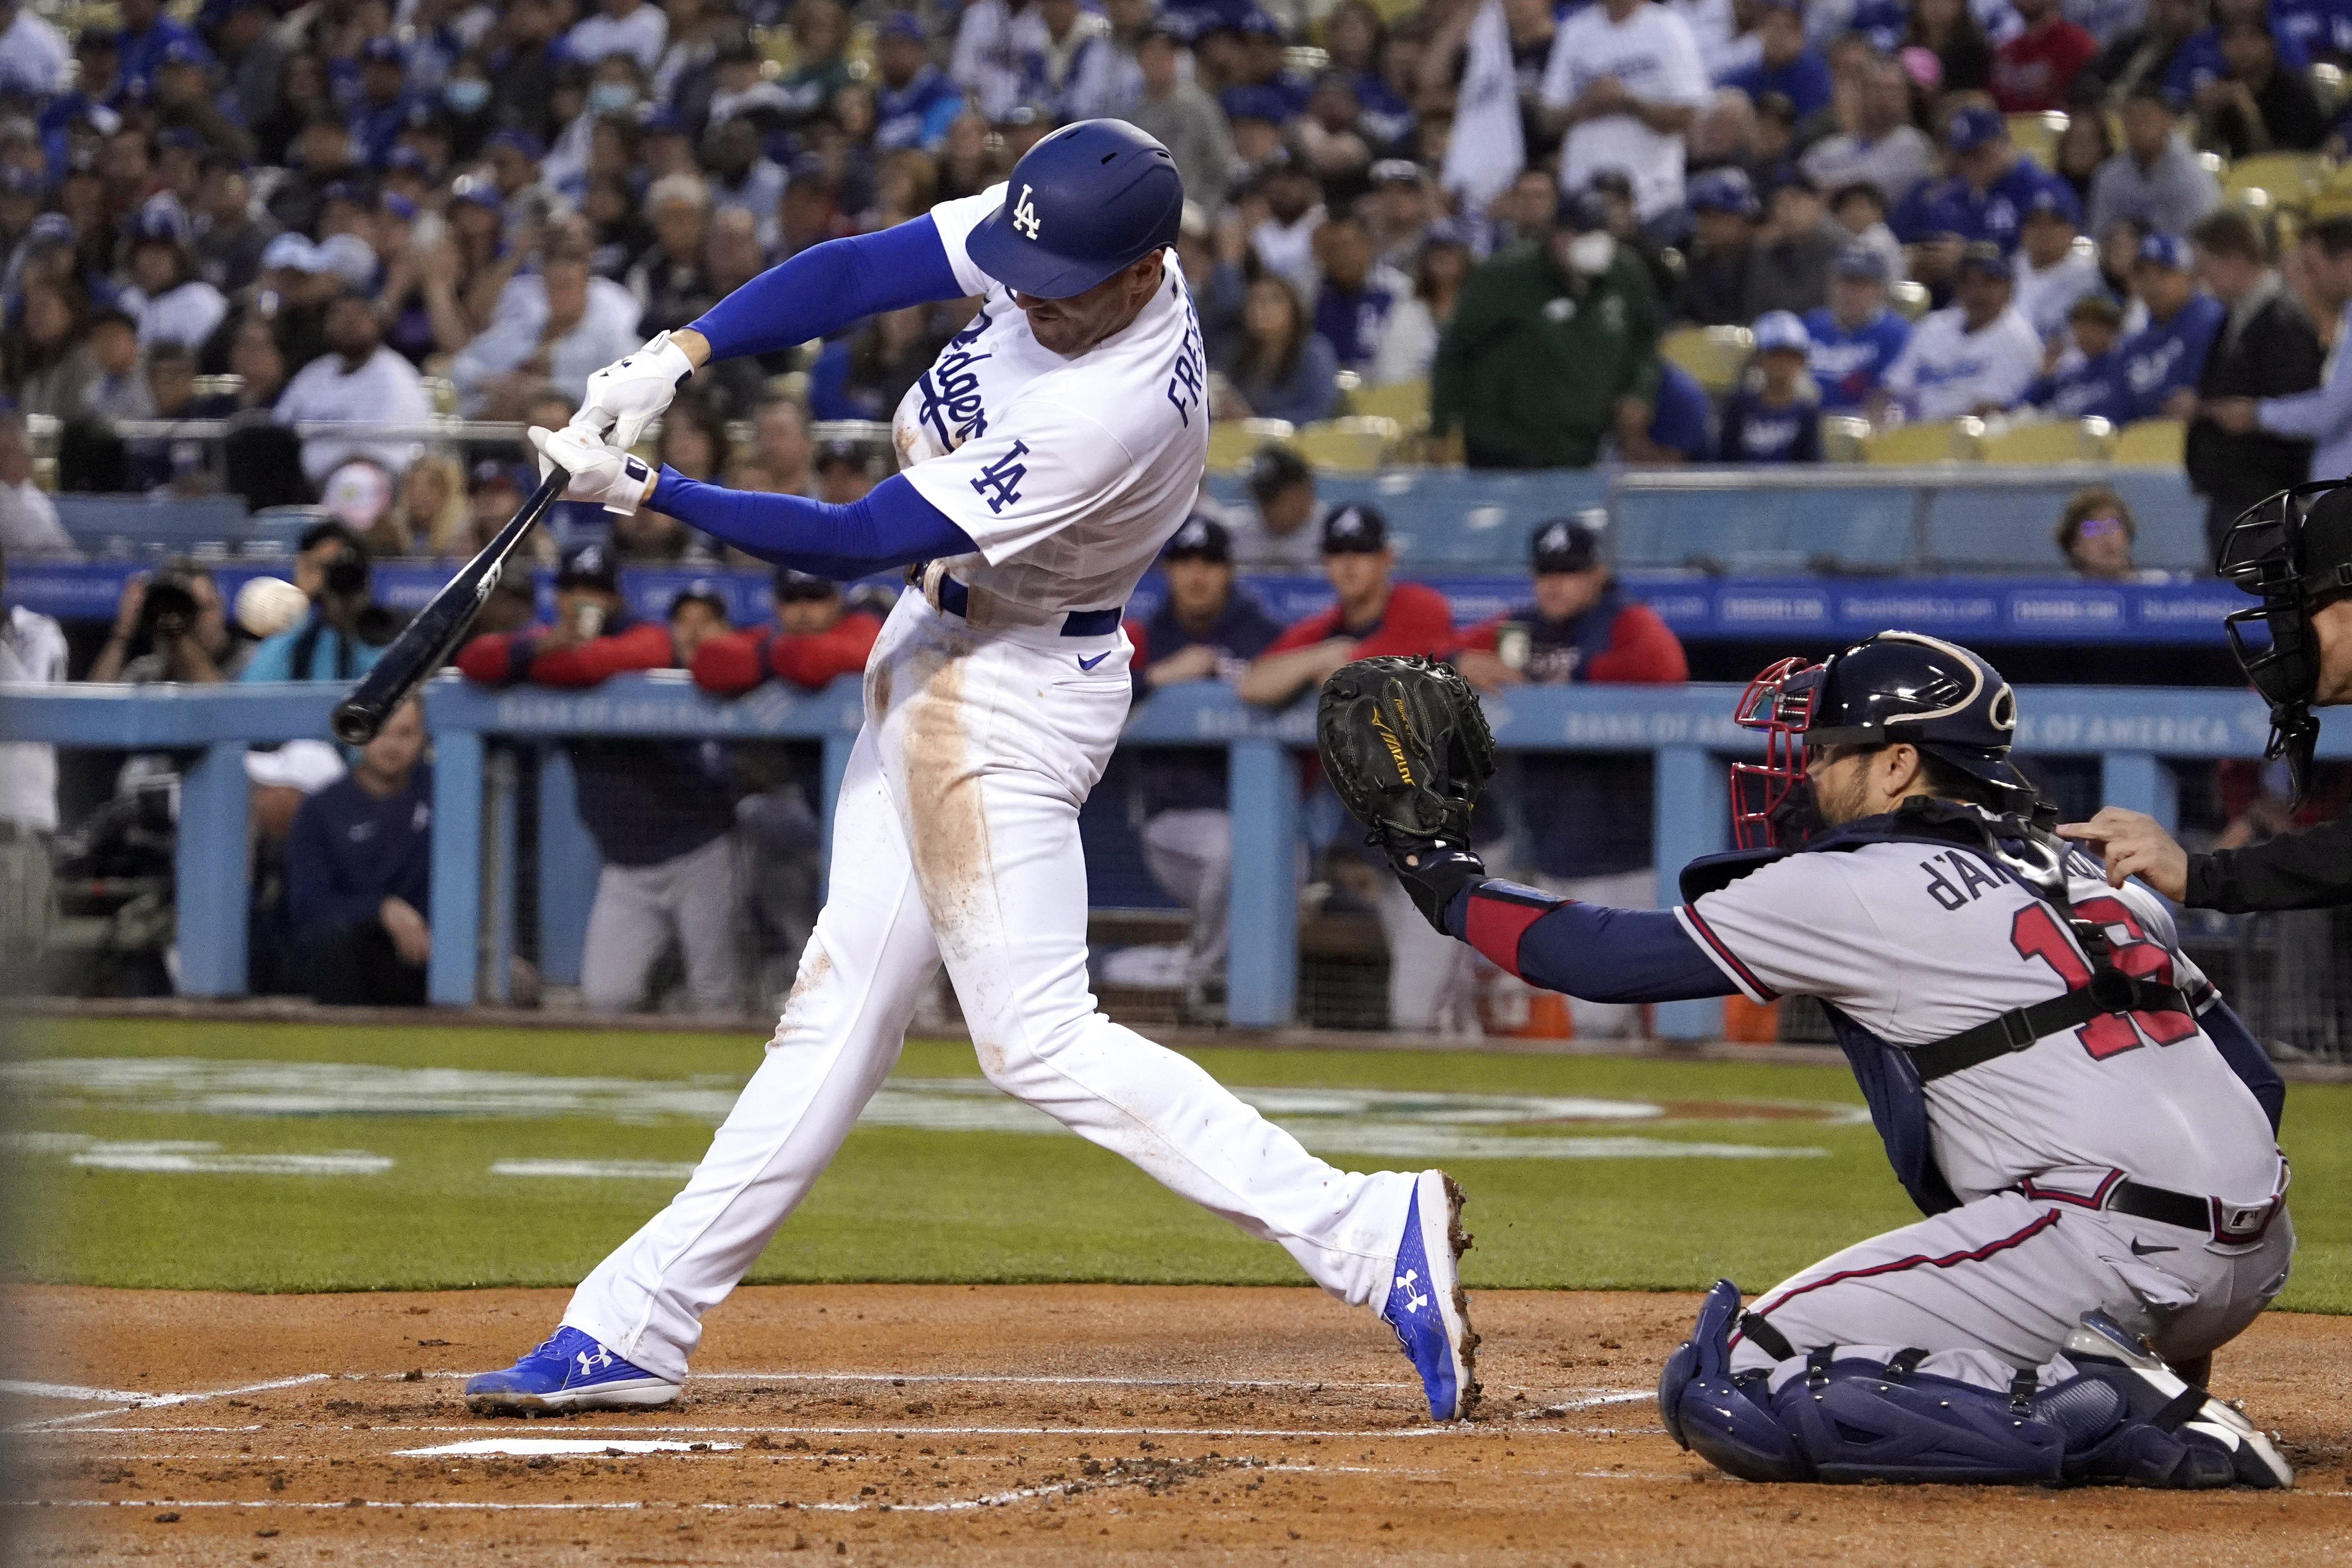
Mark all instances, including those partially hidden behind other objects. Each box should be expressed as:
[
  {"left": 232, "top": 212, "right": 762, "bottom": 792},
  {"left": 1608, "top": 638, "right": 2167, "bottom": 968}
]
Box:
[
  {"left": 1363, "top": 632, "right": 2293, "bottom": 1486},
  {"left": 464, "top": 122, "right": 1476, "bottom": 1421}
]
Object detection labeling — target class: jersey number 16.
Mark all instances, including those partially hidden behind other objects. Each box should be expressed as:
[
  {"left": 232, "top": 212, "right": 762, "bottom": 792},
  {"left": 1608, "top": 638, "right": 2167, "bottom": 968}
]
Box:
[{"left": 2009, "top": 898, "right": 2199, "bottom": 1061}]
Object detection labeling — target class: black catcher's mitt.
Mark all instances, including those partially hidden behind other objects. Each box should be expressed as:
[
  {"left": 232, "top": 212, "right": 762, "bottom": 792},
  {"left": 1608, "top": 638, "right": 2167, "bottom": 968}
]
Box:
[{"left": 1317, "top": 656, "right": 1497, "bottom": 929}]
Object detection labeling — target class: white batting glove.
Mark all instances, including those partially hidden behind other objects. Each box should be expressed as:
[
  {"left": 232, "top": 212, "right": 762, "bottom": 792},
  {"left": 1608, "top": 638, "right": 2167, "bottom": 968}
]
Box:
[
  {"left": 529, "top": 425, "right": 658, "bottom": 516},
  {"left": 571, "top": 330, "right": 695, "bottom": 451}
]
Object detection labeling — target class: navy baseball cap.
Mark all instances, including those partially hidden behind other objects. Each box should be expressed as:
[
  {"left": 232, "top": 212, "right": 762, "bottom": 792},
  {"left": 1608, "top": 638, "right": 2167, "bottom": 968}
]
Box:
[
  {"left": 1163, "top": 514, "right": 1233, "bottom": 563},
  {"left": 1688, "top": 166, "right": 1758, "bottom": 218},
  {"left": 1831, "top": 241, "right": 1890, "bottom": 280},
  {"left": 879, "top": 10, "right": 926, "bottom": 42},
  {"left": 1752, "top": 309, "right": 1811, "bottom": 354},
  {"left": 1321, "top": 504, "right": 1388, "bottom": 555},
  {"left": 1220, "top": 84, "right": 1294, "bottom": 125},
  {"left": 774, "top": 566, "right": 840, "bottom": 601},
  {"left": 1532, "top": 516, "right": 1602, "bottom": 574},
  {"left": 1946, "top": 104, "right": 2007, "bottom": 152},
  {"left": 557, "top": 541, "right": 619, "bottom": 590},
  {"left": 2023, "top": 184, "right": 2077, "bottom": 222},
  {"left": 966, "top": 121, "right": 1185, "bottom": 299},
  {"left": 486, "top": 127, "right": 545, "bottom": 162},
  {"left": 670, "top": 579, "right": 728, "bottom": 618},
  {"left": 1247, "top": 443, "right": 1310, "bottom": 498},
  {"left": 1957, "top": 240, "right": 2011, "bottom": 278},
  {"left": 158, "top": 36, "right": 211, "bottom": 68},
  {"left": 2137, "top": 230, "right": 2193, "bottom": 270}
]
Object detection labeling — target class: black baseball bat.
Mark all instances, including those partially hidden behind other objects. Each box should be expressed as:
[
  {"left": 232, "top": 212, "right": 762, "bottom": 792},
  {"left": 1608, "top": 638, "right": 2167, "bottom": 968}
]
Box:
[{"left": 329, "top": 464, "right": 570, "bottom": 747}]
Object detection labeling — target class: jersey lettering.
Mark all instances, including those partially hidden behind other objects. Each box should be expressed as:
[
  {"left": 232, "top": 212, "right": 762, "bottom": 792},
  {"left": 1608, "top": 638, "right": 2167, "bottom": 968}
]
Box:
[
  {"left": 2007, "top": 899, "right": 2195, "bottom": 1060},
  {"left": 970, "top": 440, "right": 1031, "bottom": 513},
  {"left": 1165, "top": 291, "right": 1207, "bottom": 427},
  {"left": 917, "top": 309, "right": 996, "bottom": 450}
]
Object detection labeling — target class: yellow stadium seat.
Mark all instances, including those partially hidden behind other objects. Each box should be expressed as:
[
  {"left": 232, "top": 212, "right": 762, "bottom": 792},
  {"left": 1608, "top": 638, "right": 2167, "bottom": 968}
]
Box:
[
  {"left": 1206, "top": 417, "right": 1295, "bottom": 474},
  {"left": 1348, "top": 377, "right": 1429, "bottom": 430},
  {"left": 2007, "top": 111, "right": 2069, "bottom": 171},
  {"left": 1293, "top": 416, "right": 1401, "bottom": 474},
  {"left": 1979, "top": 418, "right": 2115, "bottom": 464},
  {"left": 1660, "top": 324, "right": 1754, "bottom": 395},
  {"left": 1819, "top": 415, "right": 1871, "bottom": 463},
  {"left": 2112, "top": 418, "right": 2186, "bottom": 466},
  {"left": 2224, "top": 153, "right": 2329, "bottom": 211},
  {"left": 1888, "top": 279, "right": 1932, "bottom": 321},
  {"left": 1861, "top": 419, "right": 1985, "bottom": 464}
]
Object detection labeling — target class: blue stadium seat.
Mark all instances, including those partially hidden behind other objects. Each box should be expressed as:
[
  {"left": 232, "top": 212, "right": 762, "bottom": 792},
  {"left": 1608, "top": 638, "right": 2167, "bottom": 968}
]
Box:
[
  {"left": 1611, "top": 482, "right": 1916, "bottom": 572},
  {"left": 1923, "top": 471, "right": 2205, "bottom": 573},
  {"left": 54, "top": 494, "right": 254, "bottom": 556}
]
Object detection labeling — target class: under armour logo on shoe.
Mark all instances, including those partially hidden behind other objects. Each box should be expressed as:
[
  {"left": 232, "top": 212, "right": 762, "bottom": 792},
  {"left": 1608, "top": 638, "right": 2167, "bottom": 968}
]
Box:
[
  {"left": 575, "top": 1346, "right": 614, "bottom": 1377},
  {"left": 1395, "top": 1269, "right": 1428, "bottom": 1315}
]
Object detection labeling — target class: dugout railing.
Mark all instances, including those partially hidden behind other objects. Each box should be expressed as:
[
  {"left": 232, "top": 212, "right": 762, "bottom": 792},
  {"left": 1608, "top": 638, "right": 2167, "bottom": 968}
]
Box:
[{"left": 0, "top": 676, "right": 2331, "bottom": 1040}]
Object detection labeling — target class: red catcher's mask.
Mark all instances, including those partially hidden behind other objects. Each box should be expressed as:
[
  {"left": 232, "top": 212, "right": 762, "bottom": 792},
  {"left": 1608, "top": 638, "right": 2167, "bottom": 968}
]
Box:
[{"left": 1729, "top": 656, "right": 1826, "bottom": 850}]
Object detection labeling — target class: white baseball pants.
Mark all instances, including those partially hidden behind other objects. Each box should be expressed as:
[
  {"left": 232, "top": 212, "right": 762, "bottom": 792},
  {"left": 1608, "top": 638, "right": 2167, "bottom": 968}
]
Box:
[{"left": 567, "top": 596, "right": 1413, "bottom": 1379}]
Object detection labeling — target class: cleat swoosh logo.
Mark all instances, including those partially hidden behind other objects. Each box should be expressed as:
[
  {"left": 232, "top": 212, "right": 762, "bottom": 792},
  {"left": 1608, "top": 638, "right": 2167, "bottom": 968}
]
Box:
[
  {"left": 1077, "top": 652, "right": 1111, "bottom": 671},
  {"left": 2128, "top": 1240, "right": 2178, "bottom": 1256}
]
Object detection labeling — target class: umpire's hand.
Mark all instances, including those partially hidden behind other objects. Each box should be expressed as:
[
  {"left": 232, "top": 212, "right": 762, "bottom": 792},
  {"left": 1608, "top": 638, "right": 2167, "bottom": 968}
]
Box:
[{"left": 2060, "top": 808, "right": 2189, "bottom": 900}]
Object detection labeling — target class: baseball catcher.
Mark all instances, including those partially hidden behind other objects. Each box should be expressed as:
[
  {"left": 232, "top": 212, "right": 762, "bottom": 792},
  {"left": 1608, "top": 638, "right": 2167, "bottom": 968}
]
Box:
[{"left": 1324, "top": 634, "right": 2294, "bottom": 1488}]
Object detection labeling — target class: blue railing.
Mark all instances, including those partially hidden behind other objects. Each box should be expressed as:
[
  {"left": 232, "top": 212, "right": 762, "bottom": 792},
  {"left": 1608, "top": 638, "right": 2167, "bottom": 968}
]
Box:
[{"left": 0, "top": 675, "right": 2325, "bottom": 1036}]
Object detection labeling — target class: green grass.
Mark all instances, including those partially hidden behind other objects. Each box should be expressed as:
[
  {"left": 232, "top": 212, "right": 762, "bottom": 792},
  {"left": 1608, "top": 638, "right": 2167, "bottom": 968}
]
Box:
[{"left": 4, "top": 1017, "right": 2344, "bottom": 1312}]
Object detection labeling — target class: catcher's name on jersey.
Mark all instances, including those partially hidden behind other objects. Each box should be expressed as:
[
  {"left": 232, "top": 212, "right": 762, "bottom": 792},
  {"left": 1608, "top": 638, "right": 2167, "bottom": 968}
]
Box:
[
  {"left": 1677, "top": 841, "right": 2282, "bottom": 1210},
  {"left": 887, "top": 183, "right": 1210, "bottom": 631}
]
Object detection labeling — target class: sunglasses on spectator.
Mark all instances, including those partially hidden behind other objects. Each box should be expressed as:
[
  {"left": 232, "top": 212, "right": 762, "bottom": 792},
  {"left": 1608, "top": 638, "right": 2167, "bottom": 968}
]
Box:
[{"left": 2076, "top": 515, "right": 2127, "bottom": 539}]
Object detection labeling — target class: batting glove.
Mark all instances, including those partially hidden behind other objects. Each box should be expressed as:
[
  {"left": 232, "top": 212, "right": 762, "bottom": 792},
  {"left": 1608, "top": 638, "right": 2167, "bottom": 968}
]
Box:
[
  {"left": 572, "top": 330, "right": 695, "bottom": 451},
  {"left": 529, "top": 425, "right": 658, "bottom": 516}
]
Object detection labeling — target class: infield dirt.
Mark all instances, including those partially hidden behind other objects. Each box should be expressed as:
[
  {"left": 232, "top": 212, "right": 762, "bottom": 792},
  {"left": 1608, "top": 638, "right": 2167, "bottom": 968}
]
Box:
[{"left": 5, "top": 1284, "right": 2347, "bottom": 1566}]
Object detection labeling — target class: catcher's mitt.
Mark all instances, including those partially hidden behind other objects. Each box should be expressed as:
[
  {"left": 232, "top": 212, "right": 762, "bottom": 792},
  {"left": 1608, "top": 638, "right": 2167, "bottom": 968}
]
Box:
[{"left": 1317, "top": 655, "right": 1496, "bottom": 852}]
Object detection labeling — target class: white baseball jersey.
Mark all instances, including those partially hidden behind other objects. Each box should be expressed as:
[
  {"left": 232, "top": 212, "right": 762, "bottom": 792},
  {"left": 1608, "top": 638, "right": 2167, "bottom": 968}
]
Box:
[
  {"left": 1540, "top": 1, "right": 1711, "bottom": 222},
  {"left": 1678, "top": 844, "right": 2281, "bottom": 1208},
  {"left": 889, "top": 184, "right": 1210, "bottom": 630}
]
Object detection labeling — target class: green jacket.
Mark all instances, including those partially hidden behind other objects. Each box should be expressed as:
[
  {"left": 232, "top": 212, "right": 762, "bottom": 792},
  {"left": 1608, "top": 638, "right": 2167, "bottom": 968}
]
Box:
[{"left": 1430, "top": 242, "right": 1665, "bottom": 469}]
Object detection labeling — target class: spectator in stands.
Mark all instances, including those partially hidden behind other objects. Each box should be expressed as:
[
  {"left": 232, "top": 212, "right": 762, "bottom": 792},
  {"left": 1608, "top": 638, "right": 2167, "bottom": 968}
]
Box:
[
  {"left": 1121, "top": 21, "right": 1234, "bottom": 213},
  {"left": 570, "top": 0, "right": 668, "bottom": 75},
  {"left": 1828, "top": 177, "right": 1909, "bottom": 280},
  {"left": 1453, "top": 515, "right": 1688, "bottom": 1036},
  {"left": 2028, "top": 291, "right": 2135, "bottom": 419},
  {"left": 450, "top": 243, "right": 640, "bottom": 417},
  {"left": 2188, "top": 207, "right": 2323, "bottom": 548},
  {"left": 0, "top": 542, "right": 67, "bottom": 966},
  {"left": 873, "top": 13, "right": 962, "bottom": 155},
  {"left": 1247, "top": 161, "right": 1328, "bottom": 298},
  {"left": 2206, "top": 14, "right": 2331, "bottom": 157},
  {"left": 1726, "top": 0, "right": 1833, "bottom": 118},
  {"left": 1875, "top": 241, "right": 2045, "bottom": 420},
  {"left": 1368, "top": 220, "right": 1472, "bottom": 386},
  {"left": 240, "top": 522, "right": 394, "bottom": 683},
  {"left": 1893, "top": 106, "right": 2075, "bottom": 283},
  {"left": 1241, "top": 504, "right": 1468, "bottom": 1033},
  {"left": 693, "top": 567, "right": 883, "bottom": 696},
  {"left": 0, "top": 409, "right": 73, "bottom": 559},
  {"left": 1433, "top": 194, "right": 1666, "bottom": 468},
  {"left": 1363, "top": 160, "right": 1435, "bottom": 272},
  {"left": 192, "top": 155, "right": 279, "bottom": 297},
  {"left": 751, "top": 400, "right": 816, "bottom": 499},
  {"left": 1802, "top": 57, "right": 1936, "bottom": 209},
  {"left": 283, "top": 696, "right": 433, "bottom": 1007},
  {"left": 2209, "top": 215, "right": 2352, "bottom": 490},
  {"left": 810, "top": 304, "right": 948, "bottom": 422},
  {"left": 457, "top": 542, "right": 745, "bottom": 1017},
  {"left": 2053, "top": 485, "right": 2162, "bottom": 580},
  {"left": 1121, "top": 518, "right": 1287, "bottom": 1003},
  {"left": 1310, "top": 212, "right": 1410, "bottom": 373},
  {"left": 1751, "top": 171, "right": 1846, "bottom": 318},
  {"left": 0, "top": 0, "right": 70, "bottom": 97},
  {"left": 1905, "top": 0, "right": 1995, "bottom": 92},
  {"left": 1807, "top": 243, "right": 1913, "bottom": 412},
  {"left": 1618, "top": 357, "right": 1716, "bottom": 463},
  {"left": 2013, "top": 184, "right": 2104, "bottom": 340},
  {"left": 122, "top": 206, "right": 227, "bottom": 352},
  {"left": 1232, "top": 445, "right": 1326, "bottom": 572},
  {"left": 275, "top": 288, "right": 432, "bottom": 488},
  {"left": 1219, "top": 274, "right": 1342, "bottom": 426},
  {"left": 385, "top": 453, "right": 473, "bottom": 561},
  {"left": 811, "top": 424, "right": 892, "bottom": 505},
  {"left": 84, "top": 306, "right": 154, "bottom": 424},
  {"left": 2046, "top": 108, "right": 2109, "bottom": 208},
  {"left": 89, "top": 564, "right": 240, "bottom": 683},
  {"left": 1993, "top": 0, "right": 2100, "bottom": 110},
  {"left": 1540, "top": 0, "right": 1710, "bottom": 226},
  {"left": 2090, "top": 0, "right": 2203, "bottom": 104},
  {"left": 2118, "top": 229, "right": 2226, "bottom": 421},
  {"left": 1720, "top": 311, "right": 1823, "bottom": 461}
]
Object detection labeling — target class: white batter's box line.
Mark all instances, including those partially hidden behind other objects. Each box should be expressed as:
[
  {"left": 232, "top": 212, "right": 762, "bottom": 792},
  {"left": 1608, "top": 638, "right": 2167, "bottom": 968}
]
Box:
[
  {"left": 398, "top": 1369, "right": 1415, "bottom": 1391},
  {"left": 4, "top": 1373, "right": 331, "bottom": 1432}
]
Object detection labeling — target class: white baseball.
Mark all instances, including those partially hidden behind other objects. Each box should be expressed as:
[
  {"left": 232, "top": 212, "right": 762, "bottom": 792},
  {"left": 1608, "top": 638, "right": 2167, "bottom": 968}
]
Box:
[{"left": 235, "top": 576, "right": 310, "bottom": 637}]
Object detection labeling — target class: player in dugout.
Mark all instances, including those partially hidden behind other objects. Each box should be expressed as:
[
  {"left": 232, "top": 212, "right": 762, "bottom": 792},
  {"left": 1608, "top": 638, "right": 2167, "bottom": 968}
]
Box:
[
  {"left": 2067, "top": 481, "right": 2352, "bottom": 910},
  {"left": 1343, "top": 631, "right": 2292, "bottom": 1489}
]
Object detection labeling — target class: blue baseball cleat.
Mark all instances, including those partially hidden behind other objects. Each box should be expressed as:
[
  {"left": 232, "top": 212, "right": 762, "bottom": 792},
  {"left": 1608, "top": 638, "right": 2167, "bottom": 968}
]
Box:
[
  {"left": 1381, "top": 1170, "right": 1479, "bottom": 1422},
  {"left": 464, "top": 1327, "right": 682, "bottom": 1416}
]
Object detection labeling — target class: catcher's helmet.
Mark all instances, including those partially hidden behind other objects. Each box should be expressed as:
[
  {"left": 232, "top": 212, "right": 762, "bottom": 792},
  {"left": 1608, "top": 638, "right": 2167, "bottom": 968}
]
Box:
[
  {"left": 2212, "top": 479, "right": 2352, "bottom": 797},
  {"left": 965, "top": 120, "right": 1185, "bottom": 299},
  {"left": 1730, "top": 630, "right": 2028, "bottom": 849}
]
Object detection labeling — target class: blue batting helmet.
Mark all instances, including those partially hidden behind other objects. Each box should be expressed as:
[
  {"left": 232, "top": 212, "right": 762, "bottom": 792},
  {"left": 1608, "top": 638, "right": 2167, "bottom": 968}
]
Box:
[{"left": 965, "top": 120, "right": 1185, "bottom": 298}]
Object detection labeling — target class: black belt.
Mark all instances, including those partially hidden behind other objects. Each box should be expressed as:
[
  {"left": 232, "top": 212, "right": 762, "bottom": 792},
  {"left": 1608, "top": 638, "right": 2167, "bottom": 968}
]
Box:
[
  {"left": 2021, "top": 1165, "right": 2288, "bottom": 1244},
  {"left": 1910, "top": 968, "right": 2191, "bottom": 1083},
  {"left": 927, "top": 570, "right": 1123, "bottom": 638}
]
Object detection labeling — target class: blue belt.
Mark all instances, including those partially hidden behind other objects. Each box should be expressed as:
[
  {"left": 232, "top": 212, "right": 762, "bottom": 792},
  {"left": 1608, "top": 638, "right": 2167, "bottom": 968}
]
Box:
[{"left": 933, "top": 572, "right": 1123, "bottom": 637}]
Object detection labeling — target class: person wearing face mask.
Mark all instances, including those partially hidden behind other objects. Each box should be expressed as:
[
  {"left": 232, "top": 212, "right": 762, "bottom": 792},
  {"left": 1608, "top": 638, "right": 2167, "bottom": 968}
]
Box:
[
  {"left": 1432, "top": 191, "right": 1666, "bottom": 469},
  {"left": 545, "top": 54, "right": 649, "bottom": 200},
  {"left": 440, "top": 56, "right": 498, "bottom": 163}
]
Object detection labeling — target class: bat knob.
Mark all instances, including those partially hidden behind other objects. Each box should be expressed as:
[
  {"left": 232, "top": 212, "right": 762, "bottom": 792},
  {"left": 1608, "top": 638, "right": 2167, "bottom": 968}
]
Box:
[{"left": 330, "top": 703, "right": 380, "bottom": 747}]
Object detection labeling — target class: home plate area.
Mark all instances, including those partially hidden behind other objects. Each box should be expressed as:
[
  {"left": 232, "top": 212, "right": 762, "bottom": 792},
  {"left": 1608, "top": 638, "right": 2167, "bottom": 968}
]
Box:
[{"left": 8, "top": 1285, "right": 2349, "bottom": 1566}]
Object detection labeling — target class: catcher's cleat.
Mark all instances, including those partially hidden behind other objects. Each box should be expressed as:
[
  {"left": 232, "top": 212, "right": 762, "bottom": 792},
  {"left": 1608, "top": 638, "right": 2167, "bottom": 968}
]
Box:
[
  {"left": 464, "top": 1327, "right": 681, "bottom": 1415},
  {"left": 2061, "top": 1311, "right": 2292, "bottom": 1489},
  {"left": 1381, "top": 1170, "right": 1480, "bottom": 1422}
]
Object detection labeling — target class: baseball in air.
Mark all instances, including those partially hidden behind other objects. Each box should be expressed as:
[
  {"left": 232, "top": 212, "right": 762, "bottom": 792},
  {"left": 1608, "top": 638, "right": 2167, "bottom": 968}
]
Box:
[{"left": 235, "top": 575, "right": 310, "bottom": 637}]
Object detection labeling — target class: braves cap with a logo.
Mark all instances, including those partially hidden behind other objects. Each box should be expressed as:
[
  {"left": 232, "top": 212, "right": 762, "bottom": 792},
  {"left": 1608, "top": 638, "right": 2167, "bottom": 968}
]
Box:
[
  {"left": 1163, "top": 514, "right": 1233, "bottom": 563},
  {"left": 774, "top": 566, "right": 840, "bottom": 601},
  {"left": 963, "top": 120, "right": 1185, "bottom": 300},
  {"left": 1321, "top": 504, "right": 1388, "bottom": 555},
  {"left": 558, "top": 541, "right": 618, "bottom": 591},
  {"left": 1531, "top": 515, "right": 1602, "bottom": 574}
]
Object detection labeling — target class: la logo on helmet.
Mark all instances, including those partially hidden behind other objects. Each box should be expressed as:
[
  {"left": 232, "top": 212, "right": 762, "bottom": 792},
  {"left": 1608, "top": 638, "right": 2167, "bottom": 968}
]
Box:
[{"left": 1012, "top": 184, "right": 1041, "bottom": 239}]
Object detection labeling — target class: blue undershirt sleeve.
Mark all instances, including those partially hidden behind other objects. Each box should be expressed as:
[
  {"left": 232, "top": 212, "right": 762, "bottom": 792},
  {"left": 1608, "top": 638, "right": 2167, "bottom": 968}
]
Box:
[
  {"left": 1444, "top": 882, "right": 1737, "bottom": 1003},
  {"left": 687, "top": 216, "right": 967, "bottom": 362},
  {"left": 647, "top": 467, "right": 978, "bottom": 579},
  {"left": 2198, "top": 996, "right": 2286, "bottom": 1134}
]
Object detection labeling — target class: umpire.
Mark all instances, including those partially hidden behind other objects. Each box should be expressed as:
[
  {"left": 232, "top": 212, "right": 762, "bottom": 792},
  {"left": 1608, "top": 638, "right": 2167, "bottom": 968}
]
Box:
[{"left": 2066, "top": 483, "right": 2352, "bottom": 906}]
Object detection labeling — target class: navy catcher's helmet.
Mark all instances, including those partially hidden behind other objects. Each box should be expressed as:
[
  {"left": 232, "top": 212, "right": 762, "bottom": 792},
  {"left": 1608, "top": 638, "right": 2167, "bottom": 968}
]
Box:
[
  {"left": 965, "top": 119, "right": 1185, "bottom": 299},
  {"left": 1730, "top": 630, "right": 2028, "bottom": 848}
]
